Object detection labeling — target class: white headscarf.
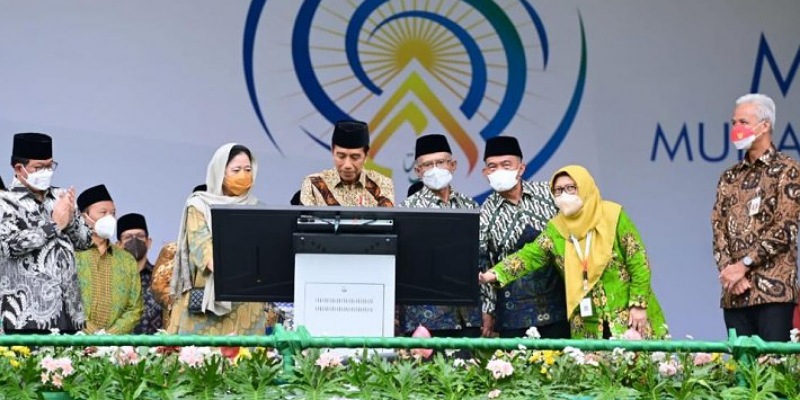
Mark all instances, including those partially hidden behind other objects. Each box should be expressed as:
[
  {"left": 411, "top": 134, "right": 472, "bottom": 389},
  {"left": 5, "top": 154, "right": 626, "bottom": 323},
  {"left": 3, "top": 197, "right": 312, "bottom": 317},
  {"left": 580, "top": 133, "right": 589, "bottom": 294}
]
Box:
[{"left": 170, "top": 143, "right": 259, "bottom": 315}]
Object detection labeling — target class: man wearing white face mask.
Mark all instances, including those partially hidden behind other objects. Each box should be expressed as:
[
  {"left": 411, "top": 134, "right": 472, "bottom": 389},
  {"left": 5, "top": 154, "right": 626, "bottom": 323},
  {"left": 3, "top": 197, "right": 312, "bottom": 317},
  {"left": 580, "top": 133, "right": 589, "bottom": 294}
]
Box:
[
  {"left": 478, "top": 136, "right": 569, "bottom": 339},
  {"left": 399, "top": 134, "right": 482, "bottom": 339},
  {"left": 0, "top": 132, "right": 93, "bottom": 334},
  {"left": 75, "top": 184, "right": 142, "bottom": 334},
  {"left": 713, "top": 93, "right": 800, "bottom": 342}
]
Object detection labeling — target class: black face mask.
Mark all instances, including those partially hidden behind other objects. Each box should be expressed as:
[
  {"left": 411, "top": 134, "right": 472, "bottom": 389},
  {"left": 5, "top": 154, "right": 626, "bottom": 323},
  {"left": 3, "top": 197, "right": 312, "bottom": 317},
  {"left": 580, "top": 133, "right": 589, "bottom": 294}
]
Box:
[{"left": 123, "top": 237, "right": 148, "bottom": 261}]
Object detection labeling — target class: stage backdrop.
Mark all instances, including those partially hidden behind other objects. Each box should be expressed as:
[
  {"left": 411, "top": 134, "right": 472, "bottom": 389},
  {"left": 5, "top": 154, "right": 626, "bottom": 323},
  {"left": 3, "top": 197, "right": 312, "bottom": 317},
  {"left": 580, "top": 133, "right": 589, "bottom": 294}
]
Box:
[{"left": 1, "top": 0, "right": 798, "bottom": 340}]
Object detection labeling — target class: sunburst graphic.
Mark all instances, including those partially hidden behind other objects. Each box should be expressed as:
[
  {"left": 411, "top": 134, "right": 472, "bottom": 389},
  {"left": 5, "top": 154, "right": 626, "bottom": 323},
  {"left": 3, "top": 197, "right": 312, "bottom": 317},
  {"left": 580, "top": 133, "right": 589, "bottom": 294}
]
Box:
[{"left": 244, "top": 0, "right": 586, "bottom": 193}]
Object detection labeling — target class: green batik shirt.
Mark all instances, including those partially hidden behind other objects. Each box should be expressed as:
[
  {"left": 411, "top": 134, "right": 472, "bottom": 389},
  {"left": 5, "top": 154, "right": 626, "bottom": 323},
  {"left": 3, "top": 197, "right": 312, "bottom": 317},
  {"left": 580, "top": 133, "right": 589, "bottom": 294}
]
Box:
[
  {"left": 492, "top": 209, "right": 669, "bottom": 339},
  {"left": 398, "top": 185, "right": 483, "bottom": 333},
  {"left": 76, "top": 244, "right": 143, "bottom": 334}
]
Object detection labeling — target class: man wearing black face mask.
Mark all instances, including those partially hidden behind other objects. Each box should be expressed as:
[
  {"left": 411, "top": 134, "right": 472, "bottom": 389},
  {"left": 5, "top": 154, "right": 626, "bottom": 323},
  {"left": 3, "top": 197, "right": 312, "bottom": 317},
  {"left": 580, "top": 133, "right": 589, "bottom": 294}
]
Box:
[{"left": 117, "top": 213, "right": 162, "bottom": 334}]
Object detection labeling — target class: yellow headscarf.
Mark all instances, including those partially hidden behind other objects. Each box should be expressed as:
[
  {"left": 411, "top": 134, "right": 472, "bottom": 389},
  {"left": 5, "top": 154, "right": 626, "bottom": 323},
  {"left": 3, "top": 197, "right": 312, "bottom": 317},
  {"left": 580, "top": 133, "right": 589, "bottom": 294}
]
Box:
[{"left": 550, "top": 165, "right": 621, "bottom": 317}]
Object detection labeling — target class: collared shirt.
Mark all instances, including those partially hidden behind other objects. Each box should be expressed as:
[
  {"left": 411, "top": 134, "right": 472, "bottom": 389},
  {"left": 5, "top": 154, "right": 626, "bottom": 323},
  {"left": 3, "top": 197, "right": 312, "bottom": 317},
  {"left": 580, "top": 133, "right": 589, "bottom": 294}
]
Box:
[
  {"left": 0, "top": 181, "right": 92, "bottom": 331},
  {"left": 300, "top": 168, "right": 395, "bottom": 207},
  {"left": 134, "top": 261, "right": 163, "bottom": 334},
  {"left": 76, "top": 244, "right": 143, "bottom": 334},
  {"left": 480, "top": 180, "right": 567, "bottom": 327},
  {"left": 399, "top": 185, "right": 482, "bottom": 332},
  {"left": 712, "top": 147, "right": 800, "bottom": 308}
]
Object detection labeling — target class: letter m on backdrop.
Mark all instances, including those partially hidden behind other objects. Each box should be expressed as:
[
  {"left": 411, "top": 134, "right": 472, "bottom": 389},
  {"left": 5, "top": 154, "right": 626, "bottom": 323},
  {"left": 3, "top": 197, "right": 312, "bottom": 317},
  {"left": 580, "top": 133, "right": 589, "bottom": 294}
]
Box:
[{"left": 751, "top": 34, "right": 800, "bottom": 96}]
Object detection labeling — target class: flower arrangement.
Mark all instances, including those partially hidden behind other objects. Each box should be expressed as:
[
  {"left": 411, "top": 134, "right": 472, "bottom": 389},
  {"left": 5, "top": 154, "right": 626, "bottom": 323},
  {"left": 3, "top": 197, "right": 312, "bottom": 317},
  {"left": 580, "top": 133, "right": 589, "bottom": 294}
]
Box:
[{"left": 1, "top": 331, "right": 800, "bottom": 399}]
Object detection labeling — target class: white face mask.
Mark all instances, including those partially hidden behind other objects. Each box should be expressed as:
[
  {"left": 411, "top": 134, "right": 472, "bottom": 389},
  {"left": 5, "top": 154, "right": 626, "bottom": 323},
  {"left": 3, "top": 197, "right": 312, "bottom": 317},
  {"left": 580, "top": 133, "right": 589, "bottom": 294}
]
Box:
[
  {"left": 733, "top": 134, "right": 758, "bottom": 151},
  {"left": 23, "top": 169, "right": 54, "bottom": 191},
  {"left": 488, "top": 169, "right": 519, "bottom": 192},
  {"left": 92, "top": 215, "right": 117, "bottom": 240},
  {"left": 421, "top": 167, "right": 453, "bottom": 190},
  {"left": 554, "top": 193, "right": 583, "bottom": 216}
]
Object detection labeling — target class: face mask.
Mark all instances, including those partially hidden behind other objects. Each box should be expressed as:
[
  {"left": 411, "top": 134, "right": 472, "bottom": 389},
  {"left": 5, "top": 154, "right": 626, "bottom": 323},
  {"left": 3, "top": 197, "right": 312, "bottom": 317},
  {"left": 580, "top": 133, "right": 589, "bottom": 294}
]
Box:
[
  {"left": 93, "top": 215, "right": 117, "bottom": 240},
  {"left": 488, "top": 169, "right": 519, "bottom": 192},
  {"left": 223, "top": 171, "right": 253, "bottom": 196},
  {"left": 123, "top": 237, "right": 148, "bottom": 261},
  {"left": 22, "top": 168, "right": 53, "bottom": 191},
  {"left": 554, "top": 193, "right": 584, "bottom": 216},
  {"left": 731, "top": 123, "right": 761, "bottom": 151},
  {"left": 422, "top": 167, "right": 453, "bottom": 190}
]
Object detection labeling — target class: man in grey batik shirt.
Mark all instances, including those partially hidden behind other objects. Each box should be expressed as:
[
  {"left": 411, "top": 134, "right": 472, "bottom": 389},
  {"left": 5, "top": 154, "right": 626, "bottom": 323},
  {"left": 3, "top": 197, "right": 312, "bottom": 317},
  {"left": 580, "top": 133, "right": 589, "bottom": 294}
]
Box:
[{"left": 0, "top": 132, "right": 92, "bottom": 334}]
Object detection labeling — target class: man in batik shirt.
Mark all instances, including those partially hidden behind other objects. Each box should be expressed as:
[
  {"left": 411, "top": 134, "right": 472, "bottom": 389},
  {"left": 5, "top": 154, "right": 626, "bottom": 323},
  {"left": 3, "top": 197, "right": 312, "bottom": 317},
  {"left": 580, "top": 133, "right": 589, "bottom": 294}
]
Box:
[
  {"left": 117, "top": 213, "right": 163, "bottom": 334},
  {"left": 0, "top": 132, "right": 93, "bottom": 333},
  {"left": 714, "top": 93, "right": 800, "bottom": 342},
  {"left": 399, "top": 134, "right": 482, "bottom": 338},
  {"left": 479, "top": 136, "right": 569, "bottom": 338},
  {"left": 300, "top": 120, "right": 394, "bottom": 207},
  {"left": 75, "top": 184, "right": 142, "bottom": 334}
]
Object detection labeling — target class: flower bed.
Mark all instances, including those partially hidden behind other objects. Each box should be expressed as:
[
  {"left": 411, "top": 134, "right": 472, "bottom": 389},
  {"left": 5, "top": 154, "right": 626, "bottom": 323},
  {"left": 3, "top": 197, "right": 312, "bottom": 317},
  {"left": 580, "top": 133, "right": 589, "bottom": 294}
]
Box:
[{"left": 2, "top": 339, "right": 800, "bottom": 399}]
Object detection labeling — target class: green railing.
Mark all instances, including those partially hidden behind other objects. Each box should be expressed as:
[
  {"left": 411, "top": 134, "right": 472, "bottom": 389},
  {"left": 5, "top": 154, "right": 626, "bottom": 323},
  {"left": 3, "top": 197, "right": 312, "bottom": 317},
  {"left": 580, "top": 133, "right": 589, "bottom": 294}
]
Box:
[{"left": 1, "top": 325, "right": 798, "bottom": 386}]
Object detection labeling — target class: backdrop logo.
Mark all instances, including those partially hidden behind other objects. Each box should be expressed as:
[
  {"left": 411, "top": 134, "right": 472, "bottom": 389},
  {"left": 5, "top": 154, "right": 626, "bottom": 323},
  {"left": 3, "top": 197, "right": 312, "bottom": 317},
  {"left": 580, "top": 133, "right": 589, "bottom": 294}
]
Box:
[{"left": 244, "top": 0, "right": 586, "bottom": 196}]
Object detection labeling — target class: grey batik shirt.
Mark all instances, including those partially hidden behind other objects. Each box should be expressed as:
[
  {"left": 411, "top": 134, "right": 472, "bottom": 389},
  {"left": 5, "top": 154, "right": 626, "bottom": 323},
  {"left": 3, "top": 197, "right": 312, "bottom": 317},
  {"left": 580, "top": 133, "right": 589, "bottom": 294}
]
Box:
[{"left": 0, "top": 181, "right": 92, "bottom": 331}]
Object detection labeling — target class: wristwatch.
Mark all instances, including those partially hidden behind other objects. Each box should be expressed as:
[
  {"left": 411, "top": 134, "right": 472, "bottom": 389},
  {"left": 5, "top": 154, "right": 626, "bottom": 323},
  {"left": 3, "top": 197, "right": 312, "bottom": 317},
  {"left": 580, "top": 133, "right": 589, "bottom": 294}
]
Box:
[{"left": 742, "top": 256, "right": 753, "bottom": 267}]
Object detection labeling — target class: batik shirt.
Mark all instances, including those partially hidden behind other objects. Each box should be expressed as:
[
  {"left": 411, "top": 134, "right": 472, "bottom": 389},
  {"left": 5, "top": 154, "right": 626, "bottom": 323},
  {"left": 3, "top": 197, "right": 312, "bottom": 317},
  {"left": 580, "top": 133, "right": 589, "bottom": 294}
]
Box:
[
  {"left": 300, "top": 168, "right": 395, "bottom": 207},
  {"left": 398, "top": 185, "right": 482, "bottom": 333},
  {"left": 492, "top": 210, "right": 668, "bottom": 339},
  {"left": 76, "top": 245, "right": 143, "bottom": 334},
  {"left": 134, "top": 262, "right": 163, "bottom": 334},
  {"left": 712, "top": 147, "right": 800, "bottom": 309},
  {"left": 480, "top": 180, "right": 567, "bottom": 330},
  {"left": 0, "top": 182, "right": 92, "bottom": 331}
]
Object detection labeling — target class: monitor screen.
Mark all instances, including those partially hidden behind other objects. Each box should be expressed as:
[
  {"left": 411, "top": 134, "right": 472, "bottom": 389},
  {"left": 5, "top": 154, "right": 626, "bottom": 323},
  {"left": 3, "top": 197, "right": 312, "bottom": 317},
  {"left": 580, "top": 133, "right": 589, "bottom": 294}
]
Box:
[{"left": 210, "top": 205, "right": 480, "bottom": 305}]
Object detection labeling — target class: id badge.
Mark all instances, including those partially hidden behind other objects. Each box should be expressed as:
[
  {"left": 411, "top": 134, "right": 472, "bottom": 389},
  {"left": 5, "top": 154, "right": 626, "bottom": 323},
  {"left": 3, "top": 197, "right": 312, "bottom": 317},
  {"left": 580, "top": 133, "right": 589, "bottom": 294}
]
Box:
[
  {"left": 579, "top": 297, "right": 593, "bottom": 317},
  {"left": 748, "top": 196, "right": 761, "bottom": 216}
]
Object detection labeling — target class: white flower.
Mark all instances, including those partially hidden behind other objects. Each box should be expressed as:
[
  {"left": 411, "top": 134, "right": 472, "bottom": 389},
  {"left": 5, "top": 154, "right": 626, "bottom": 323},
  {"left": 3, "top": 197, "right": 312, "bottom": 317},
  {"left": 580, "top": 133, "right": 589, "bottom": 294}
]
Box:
[
  {"left": 453, "top": 358, "right": 466, "bottom": 368},
  {"left": 658, "top": 360, "right": 679, "bottom": 377},
  {"left": 178, "top": 346, "right": 214, "bottom": 368},
  {"left": 525, "top": 326, "right": 541, "bottom": 339},
  {"left": 790, "top": 328, "right": 800, "bottom": 343},
  {"left": 517, "top": 344, "right": 527, "bottom": 351},
  {"left": 650, "top": 352, "right": 667, "bottom": 363},
  {"left": 488, "top": 389, "right": 502, "bottom": 398}
]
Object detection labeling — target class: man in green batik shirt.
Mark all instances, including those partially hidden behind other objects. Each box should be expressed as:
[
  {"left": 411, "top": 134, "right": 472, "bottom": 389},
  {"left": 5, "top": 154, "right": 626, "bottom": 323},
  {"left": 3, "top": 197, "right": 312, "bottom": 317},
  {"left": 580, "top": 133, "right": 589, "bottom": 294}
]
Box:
[
  {"left": 75, "top": 184, "right": 142, "bottom": 334},
  {"left": 399, "top": 134, "right": 482, "bottom": 338}
]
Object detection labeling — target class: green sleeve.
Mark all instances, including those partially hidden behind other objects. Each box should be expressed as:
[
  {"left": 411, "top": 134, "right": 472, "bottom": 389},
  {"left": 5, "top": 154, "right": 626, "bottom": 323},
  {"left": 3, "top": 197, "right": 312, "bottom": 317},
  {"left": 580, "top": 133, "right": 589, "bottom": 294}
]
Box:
[
  {"left": 617, "top": 210, "right": 651, "bottom": 309},
  {"left": 491, "top": 228, "right": 554, "bottom": 286},
  {"left": 108, "top": 255, "right": 144, "bottom": 334}
]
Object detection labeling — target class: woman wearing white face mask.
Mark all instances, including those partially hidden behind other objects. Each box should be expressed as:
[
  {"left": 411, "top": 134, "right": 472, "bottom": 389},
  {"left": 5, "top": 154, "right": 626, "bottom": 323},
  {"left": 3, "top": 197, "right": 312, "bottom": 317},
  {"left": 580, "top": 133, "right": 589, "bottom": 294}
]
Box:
[
  {"left": 480, "top": 165, "right": 668, "bottom": 339},
  {"left": 75, "top": 184, "right": 143, "bottom": 334}
]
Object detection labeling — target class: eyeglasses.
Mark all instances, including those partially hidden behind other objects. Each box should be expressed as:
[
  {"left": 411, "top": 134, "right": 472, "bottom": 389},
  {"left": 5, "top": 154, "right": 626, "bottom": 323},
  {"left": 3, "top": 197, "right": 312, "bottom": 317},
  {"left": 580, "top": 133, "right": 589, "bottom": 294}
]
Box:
[
  {"left": 552, "top": 184, "right": 577, "bottom": 196},
  {"left": 120, "top": 232, "right": 148, "bottom": 242},
  {"left": 417, "top": 158, "right": 453, "bottom": 170},
  {"left": 29, "top": 161, "right": 59, "bottom": 173}
]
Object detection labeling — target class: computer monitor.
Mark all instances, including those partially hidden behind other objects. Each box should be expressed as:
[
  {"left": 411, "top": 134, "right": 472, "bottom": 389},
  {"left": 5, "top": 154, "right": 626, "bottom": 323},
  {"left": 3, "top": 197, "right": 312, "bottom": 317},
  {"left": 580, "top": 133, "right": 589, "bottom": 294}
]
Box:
[{"left": 210, "top": 205, "right": 480, "bottom": 305}]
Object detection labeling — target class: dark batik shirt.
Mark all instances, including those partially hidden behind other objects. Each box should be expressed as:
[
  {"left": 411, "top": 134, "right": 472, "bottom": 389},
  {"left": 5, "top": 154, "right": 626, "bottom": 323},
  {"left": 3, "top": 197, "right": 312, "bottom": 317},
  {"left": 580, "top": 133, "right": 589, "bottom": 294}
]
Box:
[
  {"left": 134, "top": 262, "right": 163, "bottom": 334},
  {"left": 712, "top": 147, "right": 800, "bottom": 308},
  {"left": 398, "top": 186, "right": 482, "bottom": 333},
  {"left": 480, "top": 180, "right": 567, "bottom": 329}
]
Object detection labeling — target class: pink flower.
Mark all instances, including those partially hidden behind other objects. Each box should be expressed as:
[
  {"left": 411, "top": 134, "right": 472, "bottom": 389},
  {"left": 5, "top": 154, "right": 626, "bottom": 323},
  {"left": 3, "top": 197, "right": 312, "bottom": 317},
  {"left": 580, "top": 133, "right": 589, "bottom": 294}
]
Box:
[
  {"left": 693, "top": 352, "right": 713, "bottom": 366},
  {"left": 315, "top": 351, "right": 342, "bottom": 370},
  {"left": 488, "top": 389, "right": 502, "bottom": 398},
  {"left": 622, "top": 329, "right": 642, "bottom": 341},
  {"left": 178, "top": 346, "right": 211, "bottom": 368},
  {"left": 410, "top": 325, "right": 433, "bottom": 360},
  {"left": 486, "top": 359, "right": 514, "bottom": 380},
  {"left": 658, "top": 360, "right": 679, "bottom": 377},
  {"left": 50, "top": 374, "right": 63, "bottom": 388}
]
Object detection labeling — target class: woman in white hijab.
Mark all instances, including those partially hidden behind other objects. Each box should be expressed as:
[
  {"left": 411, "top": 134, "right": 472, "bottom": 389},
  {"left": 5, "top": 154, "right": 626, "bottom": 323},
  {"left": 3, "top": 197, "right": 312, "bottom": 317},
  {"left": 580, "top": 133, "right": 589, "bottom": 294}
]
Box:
[{"left": 167, "top": 143, "right": 268, "bottom": 334}]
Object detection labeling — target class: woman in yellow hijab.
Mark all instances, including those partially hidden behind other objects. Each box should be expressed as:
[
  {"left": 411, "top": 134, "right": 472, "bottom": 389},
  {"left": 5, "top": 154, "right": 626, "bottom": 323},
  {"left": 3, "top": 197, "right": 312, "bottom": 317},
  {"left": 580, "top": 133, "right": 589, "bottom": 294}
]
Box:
[{"left": 479, "top": 165, "right": 667, "bottom": 339}]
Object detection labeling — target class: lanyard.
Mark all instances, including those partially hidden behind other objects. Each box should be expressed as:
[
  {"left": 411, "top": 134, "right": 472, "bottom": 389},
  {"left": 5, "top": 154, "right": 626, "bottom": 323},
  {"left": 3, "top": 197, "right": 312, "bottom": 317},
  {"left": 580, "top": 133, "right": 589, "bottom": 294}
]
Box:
[{"left": 569, "top": 232, "right": 592, "bottom": 292}]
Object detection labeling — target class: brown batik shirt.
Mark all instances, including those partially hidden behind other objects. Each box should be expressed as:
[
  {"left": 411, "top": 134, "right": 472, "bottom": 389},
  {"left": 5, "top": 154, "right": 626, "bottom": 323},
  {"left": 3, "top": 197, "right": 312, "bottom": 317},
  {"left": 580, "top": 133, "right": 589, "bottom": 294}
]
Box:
[
  {"left": 712, "top": 147, "right": 800, "bottom": 309},
  {"left": 299, "top": 168, "right": 395, "bottom": 207}
]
